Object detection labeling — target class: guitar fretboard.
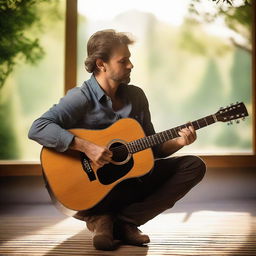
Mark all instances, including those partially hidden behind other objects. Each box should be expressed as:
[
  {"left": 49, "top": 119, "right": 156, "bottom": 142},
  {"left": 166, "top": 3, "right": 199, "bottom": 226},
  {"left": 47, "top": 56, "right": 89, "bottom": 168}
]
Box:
[{"left": 126, "top": 114, "right": 216, "bottom": 154}]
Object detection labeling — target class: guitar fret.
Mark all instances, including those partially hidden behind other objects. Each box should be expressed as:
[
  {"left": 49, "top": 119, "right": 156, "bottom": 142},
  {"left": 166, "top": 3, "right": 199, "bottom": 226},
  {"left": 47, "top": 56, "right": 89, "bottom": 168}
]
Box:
[
  {"left": 170, "top": 129, "right": 175, "bottom": 139},
  {"left": 151, "top": 136, "right": 155, "bottom": 147},
  {"left": 152, "top": 135, "right": 157, "bottom": 145},
  {"left": 159, "top": 133, "right": 164, "bottom": 143},
  {"left": 191, "top": 121, "right": 198, "bottom": 130},
  {"left": 174, "top": 128, "right": 179, "bottom": 137},
  {"left": 157, "top": 135, "right": 162, "bottom": 144},
  {"left": 139, "top": 140, "right": 144, "bottom": 150},
  {"left": 196, "top": 120, "right": 200, "bottom": 128},
  {"left": 129, "top": 141, "right": 134, "bottom": 153},
  {"left": 137, "top": 141, "right": 142, "bottom": 151},
  {"left": 130, "top": 114, "right": 220, "bottom": 154},
  {"left": 133, "top": 141, "right": 138, "bottom": 152},
  {"left": 146, "top": 138, "right": 151, "bottom": 147},
  {"left": 159, "top": 132, "right": 164, "bottom": 143},
  {"left": 126, "top": 143, "right": 131, "bottom": 153},
  {"left": 167, "top": 130, "right": 172, "bottom": 139},
  {"left": 135, "top": 140, "right": 140, "bottom": 151},
  {"left": 145, "top": 137, "right": 150, "bottom": 148},
  {"left": 163, "top": 131, "right": 168, "bottom": 141},
  {"left": 134, "top": 141, "right": 138, "bottom": 152},
  {"left": 164, "top": 132, "right": 168, "bottom": 140},
  {"left": 212, "top": 114, "right": 218, "bottom": 122},
  {"left": 158, "top": 133, "right": 163, "bottom": 143},
  {"left": 208, "top": 115, "right": 215, "bottom": 124},
  {"left": 137, "top": 140, "right": 142, "bottom": 151},
  {"left": 198, "top": 119, "right": 207, "bottom": 128},
  {"left": 141, "top": 138, "right": 147, "bottom": 149},
  {"left": 150, "top": 137, "right": 154, "bottom": 146},
  {"left": 125, "top": 102, "right": 247, "bottom": 155}
]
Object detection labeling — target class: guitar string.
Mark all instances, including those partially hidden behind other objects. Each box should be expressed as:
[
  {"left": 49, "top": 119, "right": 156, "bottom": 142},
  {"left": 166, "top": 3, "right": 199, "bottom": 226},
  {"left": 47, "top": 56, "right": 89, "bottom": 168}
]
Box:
[
  {"left": 109, "top": 115, "right": 219, "bottom": 155},
  {"left": 108, "top": 111, "right": 244, "bottom": 157}
]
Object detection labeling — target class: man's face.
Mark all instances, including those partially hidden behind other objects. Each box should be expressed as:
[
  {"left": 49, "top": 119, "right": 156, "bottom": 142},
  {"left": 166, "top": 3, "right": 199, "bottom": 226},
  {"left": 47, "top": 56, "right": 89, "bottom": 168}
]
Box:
[{"left": 103, "top": 44, "right": 134, "bottom": 85}]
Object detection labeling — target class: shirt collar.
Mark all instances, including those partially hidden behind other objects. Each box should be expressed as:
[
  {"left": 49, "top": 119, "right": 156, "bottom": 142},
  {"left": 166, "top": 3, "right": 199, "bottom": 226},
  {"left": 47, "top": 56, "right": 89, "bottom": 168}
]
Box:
[
  {"left": 86, "top": 74, "right": 129, "bottom": 101},
  {"left": 87, "top": 75, "right": 105, "bottom": 101}
]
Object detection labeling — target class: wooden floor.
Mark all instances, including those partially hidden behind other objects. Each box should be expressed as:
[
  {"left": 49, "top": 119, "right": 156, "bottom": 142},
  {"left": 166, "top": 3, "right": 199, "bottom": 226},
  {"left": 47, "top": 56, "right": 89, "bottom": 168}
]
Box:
[{"left": 0, "top": 201, "right": 256, "bottom": 255}]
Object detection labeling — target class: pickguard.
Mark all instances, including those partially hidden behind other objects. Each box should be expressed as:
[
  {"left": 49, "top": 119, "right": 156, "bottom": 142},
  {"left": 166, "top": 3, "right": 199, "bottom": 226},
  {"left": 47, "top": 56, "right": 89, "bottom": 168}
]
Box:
[{"left": 97, "top": 157, "right": 134, "bottom": 185}]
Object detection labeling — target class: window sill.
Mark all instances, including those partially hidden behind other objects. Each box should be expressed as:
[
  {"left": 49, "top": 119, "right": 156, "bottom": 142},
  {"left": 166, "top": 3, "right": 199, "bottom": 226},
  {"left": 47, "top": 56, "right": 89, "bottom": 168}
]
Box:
[{"left": 0, "top": 155, "right": 255, "bottom": 176}]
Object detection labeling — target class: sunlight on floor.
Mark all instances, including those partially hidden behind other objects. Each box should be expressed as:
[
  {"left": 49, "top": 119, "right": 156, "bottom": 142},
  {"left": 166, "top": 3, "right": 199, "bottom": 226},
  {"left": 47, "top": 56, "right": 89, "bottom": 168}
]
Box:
[
  {"left": 0, "top": 210, "right": 254, "bottom": 255},
  {"left": 143, "top": 210, "right": 252, "bottom": 255}
]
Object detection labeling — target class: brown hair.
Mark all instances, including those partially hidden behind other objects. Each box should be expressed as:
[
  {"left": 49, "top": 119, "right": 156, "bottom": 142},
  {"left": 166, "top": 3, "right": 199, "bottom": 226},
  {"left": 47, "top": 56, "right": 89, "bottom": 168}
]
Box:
[{"left": 84, "top": 29, "right": 134, "bottom": 74}]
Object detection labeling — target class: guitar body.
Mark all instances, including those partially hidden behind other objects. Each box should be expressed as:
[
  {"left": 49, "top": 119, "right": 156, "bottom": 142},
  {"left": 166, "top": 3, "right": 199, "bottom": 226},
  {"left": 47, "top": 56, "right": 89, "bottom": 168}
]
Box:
[
  {"left": 40, "top": 102, "right": 248, "bottom": 213},
  {"left": 41, "top": 118, "right": 154, "bottom": 211}
]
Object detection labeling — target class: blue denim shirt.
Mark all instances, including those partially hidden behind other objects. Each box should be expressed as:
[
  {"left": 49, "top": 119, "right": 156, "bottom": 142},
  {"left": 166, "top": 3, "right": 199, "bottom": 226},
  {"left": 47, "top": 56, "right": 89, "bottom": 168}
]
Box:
[{"left": 28, "top": 75, "right": 160, "bottom": 156}]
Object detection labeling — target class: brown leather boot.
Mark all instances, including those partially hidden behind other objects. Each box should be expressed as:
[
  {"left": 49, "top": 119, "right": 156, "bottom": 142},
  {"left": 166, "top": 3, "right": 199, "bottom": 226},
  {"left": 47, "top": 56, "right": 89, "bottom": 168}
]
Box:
[
  {"left": 114, "top": 221, "right": 150, "bottom": 246},
  {"left": 84, "top": 215, "right": 117, "bottom": 250}
]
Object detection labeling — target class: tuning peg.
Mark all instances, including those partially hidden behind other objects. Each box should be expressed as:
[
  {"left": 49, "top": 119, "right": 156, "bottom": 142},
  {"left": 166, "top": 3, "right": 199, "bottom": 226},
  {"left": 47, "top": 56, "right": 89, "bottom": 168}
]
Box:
[
  {"left": 236, "top": 120, "right": 240, "bottom": 124},
  {"left": 227, "top": 121, "right": 233, "bottom": 125}
]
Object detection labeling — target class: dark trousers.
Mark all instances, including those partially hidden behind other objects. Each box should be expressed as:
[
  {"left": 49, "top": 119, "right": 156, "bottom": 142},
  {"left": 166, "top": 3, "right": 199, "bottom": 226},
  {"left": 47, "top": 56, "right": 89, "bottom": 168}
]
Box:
[{"left": 75, "top": 155, "right": 206, "bottom": 226}]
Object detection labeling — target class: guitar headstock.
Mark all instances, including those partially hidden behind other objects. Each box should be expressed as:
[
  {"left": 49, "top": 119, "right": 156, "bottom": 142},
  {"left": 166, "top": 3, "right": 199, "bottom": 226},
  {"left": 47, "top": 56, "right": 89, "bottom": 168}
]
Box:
[{"left": 215, "top": 102, "right": 249, "bottom": 123}]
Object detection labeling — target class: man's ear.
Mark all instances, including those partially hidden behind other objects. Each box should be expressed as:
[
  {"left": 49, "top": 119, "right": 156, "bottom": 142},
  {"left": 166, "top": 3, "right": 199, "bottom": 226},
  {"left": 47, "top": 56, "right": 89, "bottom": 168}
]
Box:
[{"left": 96, "top": 59, "right": 106, "bottom": 72}]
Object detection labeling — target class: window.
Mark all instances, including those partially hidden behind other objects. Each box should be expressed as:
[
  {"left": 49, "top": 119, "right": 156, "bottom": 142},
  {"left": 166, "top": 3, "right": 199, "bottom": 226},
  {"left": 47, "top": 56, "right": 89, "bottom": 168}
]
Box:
[
  {"left": 1, "top": 0, "right": 254, "bottom": 171},
  {"left": 0, "top": 0, "right": 66, "bottom": 161},
  {"left": 77, "top": 0, "right": 253, "bottom": 155}
]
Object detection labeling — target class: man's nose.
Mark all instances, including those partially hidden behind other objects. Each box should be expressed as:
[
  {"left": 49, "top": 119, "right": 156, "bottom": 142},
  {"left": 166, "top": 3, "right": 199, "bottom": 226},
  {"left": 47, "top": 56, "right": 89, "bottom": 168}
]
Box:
[{"left": 127, "top": 60, "right": 134, "bottom": 69}]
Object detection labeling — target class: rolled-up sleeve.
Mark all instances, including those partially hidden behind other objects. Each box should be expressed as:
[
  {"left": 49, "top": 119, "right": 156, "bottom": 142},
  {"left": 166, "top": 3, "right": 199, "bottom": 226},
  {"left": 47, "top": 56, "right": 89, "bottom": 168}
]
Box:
[{"left": 28, "top": 88, "right": 88, "bottom": 152}]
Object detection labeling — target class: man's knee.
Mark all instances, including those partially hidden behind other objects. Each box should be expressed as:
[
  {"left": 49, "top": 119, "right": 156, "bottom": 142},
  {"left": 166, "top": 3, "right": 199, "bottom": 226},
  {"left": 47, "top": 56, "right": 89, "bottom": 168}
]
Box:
[{"left": 186, "top": 155, "right": 206, "bottom": 182}]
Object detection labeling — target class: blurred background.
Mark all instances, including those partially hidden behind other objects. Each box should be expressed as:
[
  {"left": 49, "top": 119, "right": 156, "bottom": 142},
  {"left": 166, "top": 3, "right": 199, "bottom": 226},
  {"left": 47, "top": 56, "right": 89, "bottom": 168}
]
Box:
[
  {"left": 0, "top": 0, "right": 253, "bottom": 160},
  {"left": 0, "top": 1, "right": 255, "bottom": 255}
]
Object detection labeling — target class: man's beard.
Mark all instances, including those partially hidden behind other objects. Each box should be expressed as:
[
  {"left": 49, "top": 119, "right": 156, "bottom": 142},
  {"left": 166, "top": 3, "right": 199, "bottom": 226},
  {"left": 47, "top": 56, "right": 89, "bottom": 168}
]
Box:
[
  {"left": 121, "top": 73, "right": 131, "bottom": 84},
  {"left": 113, "top": 75, "right": 130, "bottom": 85}
]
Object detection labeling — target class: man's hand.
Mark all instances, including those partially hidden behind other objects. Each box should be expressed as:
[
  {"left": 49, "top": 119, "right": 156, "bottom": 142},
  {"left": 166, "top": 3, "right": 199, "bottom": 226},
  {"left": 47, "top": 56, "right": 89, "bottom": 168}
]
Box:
[
  {"left": 159, "top": 124, "right": 197, "bottom": 157},
  {"left": 176, "top": 125, "right": 197, "bottom": 147},
  {"left": 70, "top": 137, "right": 113, "bottom": 168}
]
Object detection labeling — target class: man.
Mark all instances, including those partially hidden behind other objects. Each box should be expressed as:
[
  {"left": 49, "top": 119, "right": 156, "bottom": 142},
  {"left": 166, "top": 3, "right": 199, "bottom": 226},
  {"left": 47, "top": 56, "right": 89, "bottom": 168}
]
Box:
[{"left": 28, "top": 29, "right": 206, "bottom": 251}]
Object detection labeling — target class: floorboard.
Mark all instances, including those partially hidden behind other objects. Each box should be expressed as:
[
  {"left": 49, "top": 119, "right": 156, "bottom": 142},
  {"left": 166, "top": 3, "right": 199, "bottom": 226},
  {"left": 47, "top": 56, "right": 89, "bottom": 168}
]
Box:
[{"left": 0, "top": 201, "right": 256, "bottom": 255}]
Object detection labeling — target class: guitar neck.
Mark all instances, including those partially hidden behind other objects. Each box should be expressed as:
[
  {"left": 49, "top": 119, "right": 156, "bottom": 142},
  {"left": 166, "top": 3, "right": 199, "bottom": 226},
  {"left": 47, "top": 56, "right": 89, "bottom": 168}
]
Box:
[{"left": 127, "top": 114, "right": 217, "bottom": 154}]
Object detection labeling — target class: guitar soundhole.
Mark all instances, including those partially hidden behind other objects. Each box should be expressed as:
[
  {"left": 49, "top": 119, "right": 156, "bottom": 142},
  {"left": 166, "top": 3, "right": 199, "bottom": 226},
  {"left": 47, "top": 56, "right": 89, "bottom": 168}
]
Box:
[
  {"left": 109, "top": 142, "right": 129, "bottom": 163},
  {"left": 97, "top": 140, "right": 133, "bottom": 185}
]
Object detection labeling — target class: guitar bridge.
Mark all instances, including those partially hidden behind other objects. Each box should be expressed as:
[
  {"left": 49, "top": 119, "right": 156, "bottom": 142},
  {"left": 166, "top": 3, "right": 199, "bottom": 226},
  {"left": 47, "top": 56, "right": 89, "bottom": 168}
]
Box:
[{"left": 80, "top": 153, "right": 96, "bottom": 181}]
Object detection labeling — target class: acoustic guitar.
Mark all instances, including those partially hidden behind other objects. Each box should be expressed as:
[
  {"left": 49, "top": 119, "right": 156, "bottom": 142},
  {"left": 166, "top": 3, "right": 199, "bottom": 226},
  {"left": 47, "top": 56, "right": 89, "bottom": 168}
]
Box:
[{"left": 41, "top": 102, "right": 248, "bottom": 211}]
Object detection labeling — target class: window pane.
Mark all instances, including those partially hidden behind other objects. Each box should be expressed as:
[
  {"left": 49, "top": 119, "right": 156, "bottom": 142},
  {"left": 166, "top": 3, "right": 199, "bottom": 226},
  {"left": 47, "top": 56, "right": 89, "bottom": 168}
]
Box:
[
  {"left": 0, "top": 1, "right": 66, "bottom": 161},
  {"left": 77, "top": 0, "right": 252, "bottom": 155}
]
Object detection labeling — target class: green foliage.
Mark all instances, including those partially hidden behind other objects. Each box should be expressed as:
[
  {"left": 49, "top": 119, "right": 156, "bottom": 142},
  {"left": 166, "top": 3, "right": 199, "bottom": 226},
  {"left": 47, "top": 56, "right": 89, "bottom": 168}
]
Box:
[
  {"left": 222, "top": 2, "right": 252, "bottom": 43},
  {"left": 0, "top": 89, "right": 20, "bottom": 159},
  {"left": 179, "top": 19, "right": 232, "bottom": 57},
  {"left": 0, "top": 0, "right": 49, "bottom": 89},
  {"left": 0, "top": 0, "right": 63, "bottom": 159},
  {"left": 212, "top": 0, "right": 233, "bottom": 4},
  {"left": 188, "top": 0, "right": 252, "bottom": 52}
]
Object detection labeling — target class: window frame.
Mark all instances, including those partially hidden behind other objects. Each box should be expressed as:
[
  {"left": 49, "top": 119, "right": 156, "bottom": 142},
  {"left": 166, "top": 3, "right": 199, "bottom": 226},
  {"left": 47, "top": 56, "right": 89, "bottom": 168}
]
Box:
[{"left": 0, "top": 0, "right": 255, "bottom": 176}]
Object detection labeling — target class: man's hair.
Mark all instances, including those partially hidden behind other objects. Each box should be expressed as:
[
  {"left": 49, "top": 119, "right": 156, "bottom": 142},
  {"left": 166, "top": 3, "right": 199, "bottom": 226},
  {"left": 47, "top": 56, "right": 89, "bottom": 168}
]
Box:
[{"left": 84, "top": 29, "right": 134, "bottom": 74}]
